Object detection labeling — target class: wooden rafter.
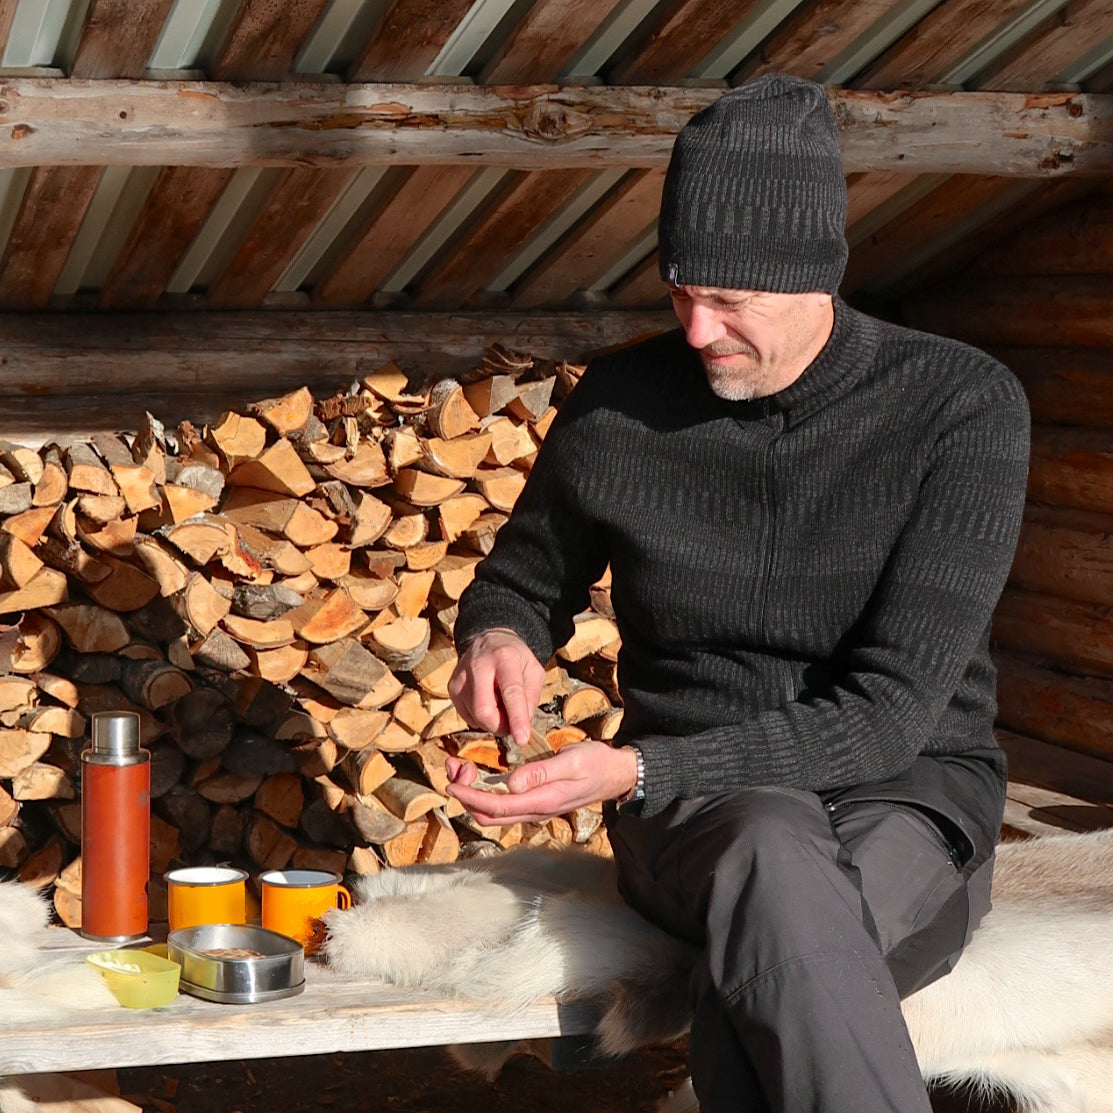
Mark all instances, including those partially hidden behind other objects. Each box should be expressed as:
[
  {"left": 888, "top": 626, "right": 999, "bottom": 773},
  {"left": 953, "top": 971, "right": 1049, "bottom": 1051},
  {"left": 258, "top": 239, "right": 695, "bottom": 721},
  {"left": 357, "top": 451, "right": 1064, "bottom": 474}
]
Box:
[
  {"left": 206, "top": 167, "right": 355, "bottom": 307},
  {"left": 413, "top": 169, "right": 595, "bottom": 307},
  {"left": 513, "top": 168, "right": 665, "bottom": 308},
  {"left": 0, "top": 83, "right": 1111, "bottom": 176},
  {"left": 608, "top": 253, "right": 665, "bottom": 307},
  {"left": 348, "top": 0, "right": 476, "bottom": 82},
  {"left": 313, "top": 166, "right": 477, "bottom": 306},
  {"left": 212, "top": 0, "right": 331, "bottom": 81},
  {"left": 0, "top": 0, "right": 18, "bottom": 59},
  {"left": 480, "top": 0, "right": 626, "bottom": 84},
  {"left": 0, "top": 167, "right": 103, "bottom": 310},
  {"left": 740, "top": 0, "right": 904, "bottom": 81},
  {"left": 70, "top": 0, "right": 176, "bottom": 79},
  {"left": 857, "top": 0, "right": 1034, "bottom": 89},
  {"left": 99, "top": 166, "right": 235, "bottom": 309},
  {"left": 610, "top": 0, "right": 765, "bottom": 84}
]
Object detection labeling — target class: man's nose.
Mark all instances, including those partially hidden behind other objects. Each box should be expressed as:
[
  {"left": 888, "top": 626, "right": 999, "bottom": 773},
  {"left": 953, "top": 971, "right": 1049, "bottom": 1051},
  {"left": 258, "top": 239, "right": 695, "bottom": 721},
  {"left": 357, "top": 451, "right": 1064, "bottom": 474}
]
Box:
[{"left": 680, "top": 302, "right": 723, "bottom": 350}]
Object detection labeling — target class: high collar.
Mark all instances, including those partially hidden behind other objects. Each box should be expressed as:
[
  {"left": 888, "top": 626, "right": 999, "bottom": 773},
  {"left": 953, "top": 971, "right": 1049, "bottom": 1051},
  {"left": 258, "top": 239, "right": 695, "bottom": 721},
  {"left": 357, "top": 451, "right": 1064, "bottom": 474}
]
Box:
[{"left": 694, "top": 298, "right": 882, "bottom": 428}]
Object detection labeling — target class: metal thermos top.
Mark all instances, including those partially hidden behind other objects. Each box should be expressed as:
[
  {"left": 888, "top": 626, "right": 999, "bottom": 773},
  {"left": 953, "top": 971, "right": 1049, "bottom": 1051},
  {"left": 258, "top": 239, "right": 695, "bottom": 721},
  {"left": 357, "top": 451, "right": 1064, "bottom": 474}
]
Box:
[{"left": 85, "top": 711, "right": 148, "bottom": 764}]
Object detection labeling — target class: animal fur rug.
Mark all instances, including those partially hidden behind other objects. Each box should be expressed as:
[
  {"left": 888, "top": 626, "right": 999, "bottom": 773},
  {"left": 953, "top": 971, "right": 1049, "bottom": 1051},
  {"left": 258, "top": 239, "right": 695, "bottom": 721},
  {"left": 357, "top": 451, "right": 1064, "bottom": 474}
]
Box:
[{"left": 323, "top": 828, "right": 1113, "bottom": 1113}]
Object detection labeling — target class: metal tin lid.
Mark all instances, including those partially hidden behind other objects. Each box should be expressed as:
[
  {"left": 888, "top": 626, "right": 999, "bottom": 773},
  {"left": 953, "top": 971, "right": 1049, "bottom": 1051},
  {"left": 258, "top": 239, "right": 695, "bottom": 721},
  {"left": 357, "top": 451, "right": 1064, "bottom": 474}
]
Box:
[{"left": 91, "top": 711, "right": 142, "bottom": 757}]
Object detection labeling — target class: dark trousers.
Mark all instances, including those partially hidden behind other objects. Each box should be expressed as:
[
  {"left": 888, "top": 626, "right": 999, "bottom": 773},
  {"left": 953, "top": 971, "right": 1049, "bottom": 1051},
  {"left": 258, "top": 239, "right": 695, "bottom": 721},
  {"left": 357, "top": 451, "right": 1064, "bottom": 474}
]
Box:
[{"left": 606, "top": 782, "right": 994, "bottom": 1113}]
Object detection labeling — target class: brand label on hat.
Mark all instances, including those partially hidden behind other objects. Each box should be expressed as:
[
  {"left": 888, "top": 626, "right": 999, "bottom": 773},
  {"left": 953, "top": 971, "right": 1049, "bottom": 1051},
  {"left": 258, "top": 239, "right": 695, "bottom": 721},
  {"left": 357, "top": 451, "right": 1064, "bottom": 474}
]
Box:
[{"left": 667, "top": 262, "right": 679, "bottom": 284}]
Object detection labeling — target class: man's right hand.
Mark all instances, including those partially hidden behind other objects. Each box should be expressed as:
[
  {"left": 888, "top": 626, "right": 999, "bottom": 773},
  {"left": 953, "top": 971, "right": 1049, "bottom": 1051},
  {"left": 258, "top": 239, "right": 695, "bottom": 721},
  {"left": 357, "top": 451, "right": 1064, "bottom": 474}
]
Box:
[{"left": 447, "top": 628, "right": 545, "bottom": 747}]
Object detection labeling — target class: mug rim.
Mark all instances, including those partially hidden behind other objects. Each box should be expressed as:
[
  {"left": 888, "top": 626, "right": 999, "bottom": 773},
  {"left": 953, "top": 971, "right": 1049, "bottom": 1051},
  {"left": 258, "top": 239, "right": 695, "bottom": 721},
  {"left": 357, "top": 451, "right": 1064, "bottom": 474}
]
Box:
[
  {"left": 164, "top": 866, "right": 249, "bottom": 886},
  {"left": 259, "top": 869, "right": 342, "bottom": 889}
]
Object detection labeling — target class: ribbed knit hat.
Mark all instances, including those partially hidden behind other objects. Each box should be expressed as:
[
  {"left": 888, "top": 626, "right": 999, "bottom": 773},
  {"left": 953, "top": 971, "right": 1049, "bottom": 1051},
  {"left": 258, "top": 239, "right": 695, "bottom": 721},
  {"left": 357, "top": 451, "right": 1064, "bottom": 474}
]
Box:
[{"left": 658, "top": 74, "right": 848, "bottom": 294}]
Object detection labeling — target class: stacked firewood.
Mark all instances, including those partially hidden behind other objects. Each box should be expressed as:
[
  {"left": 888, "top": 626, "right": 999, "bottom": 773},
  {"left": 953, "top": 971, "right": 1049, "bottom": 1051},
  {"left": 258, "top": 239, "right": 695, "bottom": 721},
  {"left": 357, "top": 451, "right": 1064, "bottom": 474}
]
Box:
[{"left": 0, "top": 347, "right": 623, "bottom": 927}]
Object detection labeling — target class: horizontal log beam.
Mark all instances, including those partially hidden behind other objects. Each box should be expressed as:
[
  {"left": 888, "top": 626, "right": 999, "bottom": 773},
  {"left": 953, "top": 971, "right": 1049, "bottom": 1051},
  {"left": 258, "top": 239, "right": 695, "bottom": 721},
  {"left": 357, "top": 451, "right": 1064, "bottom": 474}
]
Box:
[
  {"left": 0, "top": 82, "right": 1110, "bottom": 176},
  {"left": 0, "top": 309, "right": 674, "bottom": 442}
]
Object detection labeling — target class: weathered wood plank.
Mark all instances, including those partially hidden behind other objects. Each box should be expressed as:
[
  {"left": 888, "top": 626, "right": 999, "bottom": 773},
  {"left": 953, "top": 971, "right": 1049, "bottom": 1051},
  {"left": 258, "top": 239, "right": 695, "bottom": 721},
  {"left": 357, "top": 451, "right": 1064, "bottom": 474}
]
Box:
[
  {"left": 1004, "top": 784, "right": 1113, "bottom": 834},
  {"left": 414, "top": 169, "right": 595, "bottom": 308},
  {"left": 974, "top": 0, "right": 1113, "bottom": 93},
  {"left": 611, "top": 0, "right": 762, "bottom": 84},
  {"left": 514, "top": 168, "right": 665, "bottom": 308},
  {"left": 313, "top": 166, "right": 476, "bottom": 306},
  {"left": 994, "top": 587, "right": 1113, "bottom": 681},
  {"left": 740, "top": 0, "right": 903, "bottom": 81},
  {"left": 998, "top": 347, "right": 1113, "bottom": 427},
  {"left": 70, "top": 0, "right": 175, "bottom": 79},
  {"left": 100, "top": 166, "right": 234, "bottom": 309},
  {"left": 998, "top": 728, "right": 1113, "bottom": 805},
  {"left": 1009, "top": 506, "right": 1113, "bottom": 609},
  {"left": 845, "top": 171, "right": 920, "bottom": 227},
  {"left": 607, "top": 252, "right": 667, "bottom": 308},
  {"left": 972, "top": 194, "right": 1113, "bottom": 274},
  {"left": 348, "top": 0, "right": 476, "bottom": 82},
  {"left": 905, "top": 276, "right": 1113, "bottom": 348},
  {"left": 206, "top": 168, "right": 355, "bottom": 308},
  {"left": 0, "top": 310, "right": 676, "bottom": 438},
  {"left": 0, "top": 166, "right": 102, "bottom": 310},
  {"left": 0, "top": 0, "right": 19, "bottom": 61},
  {"left": 0, "top": 942, "right": 596, "bottom": 1077},
  {"left": 481, "top": 0, "right": 626, "bottom": 84},
  {"left": 842, "top": 175, "right": 1024, "bottom": 293},
  {"left": 1028, "top": 424, "right": 1113, "bottom": 515},
  {"left": 995, "top": 649, "right": 1113, "bottom": 763},
  {"left": 0, "top": 83, "right": 1111, "bottom": 176},
  {"left": 212, "top": 0, "right": 331, "bottom": 81},
  {"left": 858, "top": 0, "right": 1033, "bottom": 88}
]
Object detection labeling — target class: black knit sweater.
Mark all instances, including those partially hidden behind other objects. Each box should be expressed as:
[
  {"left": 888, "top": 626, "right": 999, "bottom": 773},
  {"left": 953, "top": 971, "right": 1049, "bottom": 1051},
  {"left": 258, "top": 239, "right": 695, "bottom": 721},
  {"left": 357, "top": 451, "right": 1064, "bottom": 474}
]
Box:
[{"left": 454, "top": 301, "right": 1031, "bottom": 819}]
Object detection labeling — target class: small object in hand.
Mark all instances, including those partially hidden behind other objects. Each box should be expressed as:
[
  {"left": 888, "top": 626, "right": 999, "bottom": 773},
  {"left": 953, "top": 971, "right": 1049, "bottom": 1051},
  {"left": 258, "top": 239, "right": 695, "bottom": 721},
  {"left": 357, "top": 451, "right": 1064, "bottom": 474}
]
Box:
[
  {"left": 500, "top": 728, "right": 553, "bottom": 768},
  {"left": 471, "top": 770, "right": 512, "bottom": 794}
]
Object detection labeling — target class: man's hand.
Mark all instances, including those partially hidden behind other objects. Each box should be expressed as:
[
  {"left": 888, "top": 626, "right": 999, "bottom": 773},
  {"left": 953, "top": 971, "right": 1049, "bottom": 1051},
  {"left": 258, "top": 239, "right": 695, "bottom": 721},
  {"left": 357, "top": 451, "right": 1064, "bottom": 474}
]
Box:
[
  {"left": 447, "top": 628, "right": 546, "bottom": 747},
  {"left": 445, "top": 742, "right": 639, "bottom": 827}
]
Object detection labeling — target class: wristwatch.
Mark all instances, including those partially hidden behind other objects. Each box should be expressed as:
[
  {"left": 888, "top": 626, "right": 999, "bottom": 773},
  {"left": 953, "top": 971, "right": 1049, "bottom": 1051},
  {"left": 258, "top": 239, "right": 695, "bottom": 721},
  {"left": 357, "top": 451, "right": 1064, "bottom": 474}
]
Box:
[{"left": 618, "top": 745, "right": 645, "bottom": 809}]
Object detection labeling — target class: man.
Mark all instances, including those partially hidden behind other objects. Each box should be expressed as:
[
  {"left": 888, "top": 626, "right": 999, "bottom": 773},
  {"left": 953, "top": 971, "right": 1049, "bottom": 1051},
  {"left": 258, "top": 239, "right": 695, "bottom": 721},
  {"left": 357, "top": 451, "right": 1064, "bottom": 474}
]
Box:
[{"left": 445, "top": 73, "right": 1030, "bottom": 1113}]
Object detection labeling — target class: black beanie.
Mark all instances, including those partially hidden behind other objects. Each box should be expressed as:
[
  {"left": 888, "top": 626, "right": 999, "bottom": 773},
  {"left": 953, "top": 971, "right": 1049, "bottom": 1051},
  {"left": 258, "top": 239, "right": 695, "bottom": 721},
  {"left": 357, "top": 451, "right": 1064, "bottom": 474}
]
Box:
[{"left": 658, "top": 74, "right": 848, "bottom": 294}]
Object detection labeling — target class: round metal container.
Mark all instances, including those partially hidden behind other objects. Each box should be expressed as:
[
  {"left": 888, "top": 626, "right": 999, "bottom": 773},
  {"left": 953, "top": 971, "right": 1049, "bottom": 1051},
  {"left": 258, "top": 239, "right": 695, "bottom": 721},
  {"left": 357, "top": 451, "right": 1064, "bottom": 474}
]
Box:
[{"left": 167, "top": 923, "right": 305, "bottom": 1004}]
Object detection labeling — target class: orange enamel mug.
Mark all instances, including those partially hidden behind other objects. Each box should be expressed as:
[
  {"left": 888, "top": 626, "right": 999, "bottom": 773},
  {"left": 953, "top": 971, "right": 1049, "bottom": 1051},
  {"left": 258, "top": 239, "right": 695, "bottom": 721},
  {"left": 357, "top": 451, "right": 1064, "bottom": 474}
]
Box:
[
  {"left": 259, "top": 869, "right": 351, "bottom": 954},
  {"left": 165, "top": 866, "right": 249, "bottom": 932}
]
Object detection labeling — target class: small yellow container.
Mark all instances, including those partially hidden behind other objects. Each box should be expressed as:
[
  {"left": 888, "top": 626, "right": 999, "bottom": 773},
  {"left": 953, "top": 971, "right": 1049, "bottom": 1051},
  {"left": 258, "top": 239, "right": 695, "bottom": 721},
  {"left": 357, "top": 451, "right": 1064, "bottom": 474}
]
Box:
[{"left": 85, "top": 948, "right": 181, "bottom": 1008}]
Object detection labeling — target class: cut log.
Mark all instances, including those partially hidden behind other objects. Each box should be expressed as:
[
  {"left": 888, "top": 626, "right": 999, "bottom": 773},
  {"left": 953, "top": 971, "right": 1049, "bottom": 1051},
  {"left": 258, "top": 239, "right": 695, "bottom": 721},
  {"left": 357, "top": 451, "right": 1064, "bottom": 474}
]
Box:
[
  {"left": 64, "top": 443, "right": 119, "bottom": 497},
  {"left": 207, "top": 411, "right": 267, "bottom": 468},
  {"left": 394, "top": 569, "right": 435, "bottom": 618},
  {"left": 0, "top": 483, "right": 33, "bottom": 515},
  {"left": 18, "top": 706, "right": 86, "bottom": 738},
  {"left": 120, "top": 658, "right": 193, "bottom": 710},
  {"left": 391, "top": 688, "right": 432, "bottom": 735},
  {"left": 437, "top": 493, "right": 489, "bottom": 544},
  {"left": 246, "top": 812, "right": 298, "bottom": 870},
  {"left": 410, "top": 634, "right": 458, "bottom": 699},
  {"left": 350, "top": 792, "right": 406, "bottom": 843},
  {"left": 83, "top": 554, "right": 161, "bottom": 612},
  {"left": 0, "top": 729, "right": 51, "bottom": 778},
  {"left": 482, "top": 416, "right": 537, "bottom": 466},
  {"left": 167, "top": 686, "right": 235, "bottom": 759},
  {"left": 404, "top": 539, "right": 449, "bottom": 571},
  {"left": 17, "top": 835, "right": 66, "bottom": 889},
  {"left": 373, "top": 719, "right": 421, "bottom": 753},
  {"left": 420, "top": 433, "right": 493, "bottom": 480},
  {"left": 363, "top": 362, "right": 429, "bottom": 410},
  {"left": 342, "top": 747, "right": 397, "bottom": 797},
  {"left": 580, "top": 707, "right": 624, "bottom": 741},
  {"left": 382, "top": 511, "right": 429, "bottom": 549},
  {"left": 434, "top": 554, "right": 480, "bottom": 601},
  {"left": 222, "top": 487, "right": 339, "bottom": 546},
  {"left": 170, "top": 572, "right": 233, "bottom": 636},
  {"left": 299, "top": 796, "right": 358, "bottom": 848},
  {"left": 0, "top": 614, "right": 61, "bottom": 675},
  {"left": 229, "top": 437, "right": 317, "bottom": 497},
  {"left": 368, "top": 615, "right": 431, "bottom": 671},
  {"left": 348, "top": 492, "right": 394, "bottom": 548},
  {"left": 12, "top": 761, "right": 76, "bottom": 800},
  {"left": 426, "top": 379, "right": 480, "bottom": 440},
  {"left": 192, "top": 627, "right": 251, "bottom": 672},
  {"left": 156, "top": 789, "right": 212, "bottom": 855},
  {"left": 251, "top": 385, "right": 315, "bottom": 435},
  {"left": 34, "top": 670, "right": 80, "bottom": 708},
  {"left": 506, "top": 376, "right": 556, "bottom": 422},
  {"left": 302, "top": 637, "right": 397, "bottom": 708},
  {"left": 231, "top": 582, "right": 305, "bottom": 620},
  {"left": 160, "top": 483, "right": 218, "bottom": 523},
  {"left": 348, "top": 844, "right": 383, "bottom": 875},
  {"left": 462, "top": 374, "right": 519, "bottom": 418},
  {"left": 1, "top": 505, "right": 56, "bottom": 546},
  {"left": 547, "top": 725, "right": 588, "bottom": 750},
  {"left": 557, "top": 614, "right": 621, "bottom": 662},
  {"left": 532, "top": 405, "right": 558, "bottom": 441},
  {"left": 420, "top": 809, "right": 461, "bottom": 864},
  {"left": 0, "top": 533, "right": 44, "bottom": 589},
  {"left": 385, "top": 426, "right": 423, "bottom": 472},
  {"left": 424, "top": 702, "right": 469, "bottom": 739},
  {"left": 376, "top": 773, "right": 447, "bottom": 822},
  {"left": 339, "top": 569, "right": 399, "bottom": 612},
  {"left": 328, "top": 707, "right": 392, "bottom": 750},
  {"left": 0, "top": 442, "right": 44, "bottom": 485},
  {"left": 291, "top": 846, "right": 349, "bottom": 875},
  {"left": 561, "top": 682, "right": 612, "bottom": 724},
  {"left": 0, "top": 827, "right": 28, "bottom": 868},
  {"left": 0, "top": 566, "right": 68, "bottom": 614},
  {"left": 393, "top": 467, "right": 466, "bottom": 507},
  {"left": 324, "top": 442, "right": 390, "bottom": 488},
  {"left": 44, "top": 603, "right": 130, "bottom": 654},
  {"left": 131, "top": 536, "right": 190, "bottom": 596},
  {"left": 0, "top": 676, "right": 37, "bottom": 712},
  {"left": 303, "top": 542, "right": 351, "bottom": 582},
  {"left": 209, "top": 803, "right": 247, "bottom": 858},
  {"left": 456, "top": 510, "right": 509, "bottom": 556},
  {"left": 248, "top": 640, "right": 309, "bottom": 683},
  {"left": 254, "top": 771, "right": 305, "bottom": 828},
  {"left": 287, "top": 588, "right": 368, "bottom": 644},
  {"left": 473, "top": 467, "right": 527, "bottom": 512},
  {"left": 196, "top": 770, "right": 263, "bottom": 804}
]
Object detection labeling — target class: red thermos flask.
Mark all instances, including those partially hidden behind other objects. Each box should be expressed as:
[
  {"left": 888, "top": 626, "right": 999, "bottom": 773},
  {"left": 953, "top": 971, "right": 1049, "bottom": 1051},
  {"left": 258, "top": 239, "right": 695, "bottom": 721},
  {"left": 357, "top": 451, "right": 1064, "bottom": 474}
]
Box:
[{"left": 80, "top": 711, "right": 151, "bottom": 942}]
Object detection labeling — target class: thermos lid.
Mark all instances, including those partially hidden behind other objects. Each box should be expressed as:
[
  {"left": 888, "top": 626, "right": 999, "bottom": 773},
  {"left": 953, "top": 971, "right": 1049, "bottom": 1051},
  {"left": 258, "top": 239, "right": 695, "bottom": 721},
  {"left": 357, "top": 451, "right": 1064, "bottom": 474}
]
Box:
[{"left": 91, "top": 711, "right": 142, "bottom": 757}]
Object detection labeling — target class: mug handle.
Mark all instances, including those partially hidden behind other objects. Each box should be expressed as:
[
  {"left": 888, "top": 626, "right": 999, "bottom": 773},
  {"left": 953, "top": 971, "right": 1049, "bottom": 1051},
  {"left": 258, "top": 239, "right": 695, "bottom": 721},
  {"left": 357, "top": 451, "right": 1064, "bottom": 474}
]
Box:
[{"left": 336, "top": 884, "right": 352, "bottom": 910}]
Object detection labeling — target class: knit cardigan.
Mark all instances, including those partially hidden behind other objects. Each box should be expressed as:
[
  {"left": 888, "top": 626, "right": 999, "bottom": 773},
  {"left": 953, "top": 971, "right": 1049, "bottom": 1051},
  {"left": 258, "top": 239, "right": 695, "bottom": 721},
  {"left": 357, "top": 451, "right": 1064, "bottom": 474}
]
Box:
[{"left": 454, "top": 301, "right": 1031, "bottom": 819}]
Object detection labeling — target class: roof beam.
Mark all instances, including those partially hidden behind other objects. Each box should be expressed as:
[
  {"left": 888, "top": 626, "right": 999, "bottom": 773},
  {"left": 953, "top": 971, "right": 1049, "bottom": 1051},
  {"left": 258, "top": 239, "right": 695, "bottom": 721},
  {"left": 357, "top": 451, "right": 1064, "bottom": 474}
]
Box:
[{"left": 0, "top": 82, "right": 1111, "bottom": 176}]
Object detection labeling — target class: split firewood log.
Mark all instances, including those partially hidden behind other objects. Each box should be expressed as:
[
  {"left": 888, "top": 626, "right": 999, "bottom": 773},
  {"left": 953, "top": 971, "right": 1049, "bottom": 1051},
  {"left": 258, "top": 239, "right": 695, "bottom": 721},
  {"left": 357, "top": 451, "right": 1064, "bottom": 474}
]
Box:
[{"left": 166, "top": 686, "right": 235, "bottom": 760}]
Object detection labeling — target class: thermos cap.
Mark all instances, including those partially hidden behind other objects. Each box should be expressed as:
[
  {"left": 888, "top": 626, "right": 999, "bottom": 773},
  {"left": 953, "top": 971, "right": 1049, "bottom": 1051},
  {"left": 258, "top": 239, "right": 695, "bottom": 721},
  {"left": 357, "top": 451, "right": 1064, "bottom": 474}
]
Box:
[{"left": 91, "top": 711, "right": 142, "bottom": 757}]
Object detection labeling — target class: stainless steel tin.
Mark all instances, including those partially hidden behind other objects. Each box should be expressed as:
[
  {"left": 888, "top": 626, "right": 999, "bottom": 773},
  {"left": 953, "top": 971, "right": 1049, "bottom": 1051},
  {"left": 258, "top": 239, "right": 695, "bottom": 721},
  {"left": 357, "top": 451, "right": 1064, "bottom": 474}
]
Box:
[{"left": 167, "top": 923, "right": 305, "bottom": 1004}]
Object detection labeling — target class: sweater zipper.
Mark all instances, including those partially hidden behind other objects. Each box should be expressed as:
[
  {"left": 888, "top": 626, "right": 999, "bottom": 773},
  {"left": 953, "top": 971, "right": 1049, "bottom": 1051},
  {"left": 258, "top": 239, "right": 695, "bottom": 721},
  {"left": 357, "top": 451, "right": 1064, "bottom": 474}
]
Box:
[{"left": 757, "top": 417, "right": 794, "bottom": 703}]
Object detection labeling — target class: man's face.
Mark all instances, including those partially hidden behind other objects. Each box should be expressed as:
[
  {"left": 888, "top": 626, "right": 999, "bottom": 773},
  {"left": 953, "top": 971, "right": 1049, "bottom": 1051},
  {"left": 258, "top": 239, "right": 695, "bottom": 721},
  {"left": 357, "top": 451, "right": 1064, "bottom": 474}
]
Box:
[{"left": 669, "top": 286, "right": 833, "bottom": 401}]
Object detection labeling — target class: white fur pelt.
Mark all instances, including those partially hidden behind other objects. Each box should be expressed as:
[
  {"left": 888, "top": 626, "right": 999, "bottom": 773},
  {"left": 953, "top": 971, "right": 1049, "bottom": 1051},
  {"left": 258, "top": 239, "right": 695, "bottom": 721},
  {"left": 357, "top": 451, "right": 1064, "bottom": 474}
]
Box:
[
  {"left": 0, "top": 880, "right": 117, "bottom": 1113},
  {"left": 324, "top": 829, "right": 1113, "bottom": 1113}
]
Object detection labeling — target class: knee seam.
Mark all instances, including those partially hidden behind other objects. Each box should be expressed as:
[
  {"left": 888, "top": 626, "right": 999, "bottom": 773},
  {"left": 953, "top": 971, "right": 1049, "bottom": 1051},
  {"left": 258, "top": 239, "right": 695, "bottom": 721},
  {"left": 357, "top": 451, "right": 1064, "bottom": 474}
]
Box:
[{"left": 723, "top": 949, "right": 887, "bottom": 1006}]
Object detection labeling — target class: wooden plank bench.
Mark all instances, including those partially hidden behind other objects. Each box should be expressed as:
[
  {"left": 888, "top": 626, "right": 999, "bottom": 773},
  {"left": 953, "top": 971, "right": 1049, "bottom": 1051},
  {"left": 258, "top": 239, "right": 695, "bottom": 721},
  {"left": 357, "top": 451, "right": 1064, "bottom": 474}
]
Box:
[{"left": 0, "top": 927, "right": 596, "bottom": 1079}]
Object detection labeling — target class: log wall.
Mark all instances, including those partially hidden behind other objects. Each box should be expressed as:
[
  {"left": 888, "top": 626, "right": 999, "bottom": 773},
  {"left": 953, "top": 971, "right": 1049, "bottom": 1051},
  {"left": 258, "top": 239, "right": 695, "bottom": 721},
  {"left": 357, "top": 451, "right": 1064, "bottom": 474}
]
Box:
[{"left": 905, "top": 193, "right": 1113, "bottom": 799}]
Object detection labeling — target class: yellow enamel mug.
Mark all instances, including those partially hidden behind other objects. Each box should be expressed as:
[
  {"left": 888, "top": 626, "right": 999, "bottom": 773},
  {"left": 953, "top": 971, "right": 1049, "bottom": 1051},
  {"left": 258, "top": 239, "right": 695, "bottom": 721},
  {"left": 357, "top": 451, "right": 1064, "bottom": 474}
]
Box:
[
  {"left": 259, "top": 869, "right": 351, "bottom": 954},
  {"left": 165, "top": 866, "right": 248, "bottom": 932}
]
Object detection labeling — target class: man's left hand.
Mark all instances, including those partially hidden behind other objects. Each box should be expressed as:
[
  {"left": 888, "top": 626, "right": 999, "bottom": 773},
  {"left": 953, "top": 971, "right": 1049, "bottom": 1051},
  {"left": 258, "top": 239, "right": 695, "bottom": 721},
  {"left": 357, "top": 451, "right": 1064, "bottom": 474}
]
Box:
[{"left": 445, "top": 741, "right": 638, "bottom": 826}]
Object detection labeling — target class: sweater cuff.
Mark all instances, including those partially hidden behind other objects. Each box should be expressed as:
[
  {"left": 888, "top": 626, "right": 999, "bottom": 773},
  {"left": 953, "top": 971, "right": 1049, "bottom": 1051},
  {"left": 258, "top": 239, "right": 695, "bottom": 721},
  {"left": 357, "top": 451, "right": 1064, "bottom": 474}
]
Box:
[
  {"left": 632, "top": 734, "right": 692, "bottom": 818},
  {"left": 454, "top": 583, "right": 555, "bottom": 666}
]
